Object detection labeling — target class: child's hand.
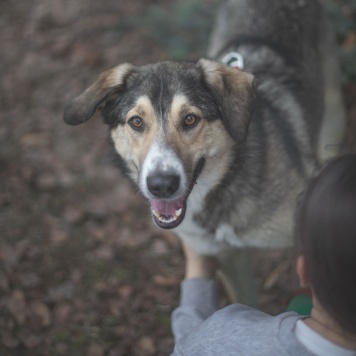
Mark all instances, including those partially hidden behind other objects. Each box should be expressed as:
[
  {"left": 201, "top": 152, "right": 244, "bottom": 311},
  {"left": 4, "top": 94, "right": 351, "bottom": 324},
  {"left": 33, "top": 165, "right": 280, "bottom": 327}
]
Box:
[{"left": 182, "top": 241, "right": 218, "bottom": 279}]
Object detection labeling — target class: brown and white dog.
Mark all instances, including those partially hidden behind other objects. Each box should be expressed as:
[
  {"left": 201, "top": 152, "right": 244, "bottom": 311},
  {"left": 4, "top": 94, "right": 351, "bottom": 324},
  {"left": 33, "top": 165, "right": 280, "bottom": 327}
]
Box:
[{"left": 64, "top": 0, "right": 345, "bottom": 302}]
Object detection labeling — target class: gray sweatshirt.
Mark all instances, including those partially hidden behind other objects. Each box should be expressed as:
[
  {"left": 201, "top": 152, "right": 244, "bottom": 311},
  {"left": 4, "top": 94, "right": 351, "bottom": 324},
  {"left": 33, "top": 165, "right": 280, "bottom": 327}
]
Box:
[{"left": 171, "top": 279, "right": 351, "bottom": 356}]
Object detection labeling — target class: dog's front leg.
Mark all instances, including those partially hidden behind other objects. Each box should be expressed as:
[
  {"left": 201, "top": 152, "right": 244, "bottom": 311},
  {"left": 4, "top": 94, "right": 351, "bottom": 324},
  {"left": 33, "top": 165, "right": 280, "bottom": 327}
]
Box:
[
  {"left": 179, "top": 230, "right": 258, "bottom": 308},
  {"left": 217, "top": 248, "right": 258, "bottom": 308}
]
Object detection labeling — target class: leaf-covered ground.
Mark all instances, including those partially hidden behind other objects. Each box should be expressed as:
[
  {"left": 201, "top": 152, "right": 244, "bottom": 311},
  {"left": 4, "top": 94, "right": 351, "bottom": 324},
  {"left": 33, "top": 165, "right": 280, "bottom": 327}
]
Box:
[{"left": 0, "top": 1, "right": 355, "bottom": 355}]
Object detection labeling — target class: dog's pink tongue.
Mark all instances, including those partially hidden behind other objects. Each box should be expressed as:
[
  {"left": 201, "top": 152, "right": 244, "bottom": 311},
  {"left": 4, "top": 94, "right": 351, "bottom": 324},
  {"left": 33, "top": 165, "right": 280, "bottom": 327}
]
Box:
[{"left": 150, "top": 198, "right": 184, "bottom": 216}]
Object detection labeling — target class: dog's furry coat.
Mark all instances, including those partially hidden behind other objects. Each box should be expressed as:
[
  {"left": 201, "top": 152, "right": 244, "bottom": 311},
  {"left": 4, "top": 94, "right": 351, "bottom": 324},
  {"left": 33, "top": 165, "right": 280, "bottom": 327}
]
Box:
[{"left": 64, "top": 0, "right": 345, "bottom": 301}]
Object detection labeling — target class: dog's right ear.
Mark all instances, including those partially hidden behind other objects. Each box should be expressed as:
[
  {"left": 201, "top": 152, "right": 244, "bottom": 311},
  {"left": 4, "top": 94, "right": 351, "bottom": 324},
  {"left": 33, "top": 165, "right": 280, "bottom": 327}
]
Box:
[
  {"left": 63, "top": 63, "right": 134, "bottom": 125},
  {"left": 198, "top": 59, "right": 255, "bottom": 141}
]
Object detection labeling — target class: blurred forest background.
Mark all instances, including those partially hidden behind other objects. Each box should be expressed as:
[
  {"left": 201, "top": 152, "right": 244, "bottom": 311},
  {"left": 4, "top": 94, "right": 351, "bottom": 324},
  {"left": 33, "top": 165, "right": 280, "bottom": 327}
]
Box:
[{"left": 0, "top": 0, "right": 355, "bottom": 355}]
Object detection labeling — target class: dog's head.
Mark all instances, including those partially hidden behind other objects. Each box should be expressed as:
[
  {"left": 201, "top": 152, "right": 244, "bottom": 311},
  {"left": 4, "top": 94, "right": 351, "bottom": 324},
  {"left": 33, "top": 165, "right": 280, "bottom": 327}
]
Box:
[{"left": 64, "top": 60, "right": 254, "bottom": 229}]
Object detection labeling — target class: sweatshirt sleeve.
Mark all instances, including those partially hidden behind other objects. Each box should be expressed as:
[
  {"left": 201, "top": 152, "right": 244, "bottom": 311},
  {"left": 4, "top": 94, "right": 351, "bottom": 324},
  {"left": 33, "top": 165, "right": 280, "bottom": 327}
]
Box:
[{"left": 171, "top": 278, "right": 219, "bottom": 343}]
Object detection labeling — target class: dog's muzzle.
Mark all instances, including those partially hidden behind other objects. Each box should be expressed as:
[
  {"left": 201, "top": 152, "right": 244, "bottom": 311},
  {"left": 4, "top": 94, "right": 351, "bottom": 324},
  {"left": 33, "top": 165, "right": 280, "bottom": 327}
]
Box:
[{"left": 148, "top": 158, "right": 205, "bottom": 229}]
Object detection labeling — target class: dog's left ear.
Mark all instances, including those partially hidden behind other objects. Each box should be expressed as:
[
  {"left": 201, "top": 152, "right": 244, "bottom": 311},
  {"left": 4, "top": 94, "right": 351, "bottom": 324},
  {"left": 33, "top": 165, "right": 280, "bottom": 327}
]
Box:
[{"left": 198, "top": 59, "right": 255, "bottom": 141}]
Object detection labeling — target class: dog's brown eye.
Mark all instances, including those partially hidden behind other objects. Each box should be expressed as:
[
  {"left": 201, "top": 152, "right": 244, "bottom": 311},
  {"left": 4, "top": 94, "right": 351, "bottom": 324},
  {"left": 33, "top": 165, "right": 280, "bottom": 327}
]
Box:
[
  {"left": 129, "top": 116, "right": 144, "bottom": 130},
  {"left": 183, "top": 114, "right": 199, "bottom": 128}
]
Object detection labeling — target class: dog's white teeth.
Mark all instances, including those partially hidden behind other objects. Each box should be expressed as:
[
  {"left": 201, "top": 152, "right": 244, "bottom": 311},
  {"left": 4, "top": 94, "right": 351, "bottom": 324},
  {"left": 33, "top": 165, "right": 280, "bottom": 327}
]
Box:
[
  {"left": 152, "top": 207, "right": 183, "bottom": 224},
  {"left": 159, "top": 216, "right": 173, "bottom": 223},
  {"left": 153, "top": 212, "right": 179, "bottom": 224},
  {"left": 152, "top": 209, "right": 160, "bottom": 218}
]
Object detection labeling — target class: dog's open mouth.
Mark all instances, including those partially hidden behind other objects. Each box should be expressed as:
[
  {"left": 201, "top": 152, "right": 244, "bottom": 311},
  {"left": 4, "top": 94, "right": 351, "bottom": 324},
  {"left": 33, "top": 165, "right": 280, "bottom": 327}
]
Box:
[
  {"left": 149, "top": 158, "right": 205, "bottom": 229},
  {"left": 150, "top": 196, "right": 187, "bottom": 229}
]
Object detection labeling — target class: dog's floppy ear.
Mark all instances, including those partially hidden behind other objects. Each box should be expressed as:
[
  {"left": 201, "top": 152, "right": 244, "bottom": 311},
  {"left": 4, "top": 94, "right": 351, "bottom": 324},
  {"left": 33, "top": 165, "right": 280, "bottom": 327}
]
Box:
[
  {"left": 63, "top": 63, "right": 134, "bottom": 125},
  {"left": 198, "top": 59, "right": 255, "bottom": 141}
]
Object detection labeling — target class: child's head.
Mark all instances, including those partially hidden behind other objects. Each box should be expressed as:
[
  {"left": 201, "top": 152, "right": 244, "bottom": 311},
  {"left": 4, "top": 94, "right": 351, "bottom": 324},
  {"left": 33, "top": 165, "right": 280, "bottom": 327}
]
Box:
[{"left": 295, "top": 154, "right": 356, "bottom": 333}]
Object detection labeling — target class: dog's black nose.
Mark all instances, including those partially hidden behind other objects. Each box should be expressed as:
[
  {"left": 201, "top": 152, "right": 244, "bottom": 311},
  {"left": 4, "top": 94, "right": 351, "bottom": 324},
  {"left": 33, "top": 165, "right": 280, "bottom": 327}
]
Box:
[{"left": 147, "top": 173, "right": 180, "bottom": 198}]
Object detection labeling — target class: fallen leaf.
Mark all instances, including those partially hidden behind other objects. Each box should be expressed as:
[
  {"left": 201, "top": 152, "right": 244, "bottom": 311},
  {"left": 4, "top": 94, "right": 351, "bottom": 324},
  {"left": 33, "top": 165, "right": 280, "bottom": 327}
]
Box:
[
  {"left": 118, "top": 285, "right": 133, "bottom": 299},
  {"left": 263, "top": 261, "right": 290, "bottom": 290},
  {"left": 0, "top": 241, "right": 29, "bottom": 270},
  {"left": 6, "top": 289, "right": 26, "bottom": 325},
  {"left": 88, "top": 344, "right": 105, "bottom": 356},
  {"left": 342, "top": 31, "right": 356, "bottom": 49},
  {"left": 94, "top": 281, "right": 109, "bottom": 292},
  {"left": 108, "top": 299, "right": 121, "bottom": 317},
  {"left": 162, "top": 231, "right": 179, "bottom": 247},
  {"left": 63, "top": 206, "right": 84, "bottom": 224},
  {"left": 28, "top": 301, "right": 52, "bottom": 329},
  {"left": 48, "top": 281, "right": 76, "bottom": 301},
  {"left": 19, "top": 271, "right": 41, "bottom": 288},
  {"left": 153, "top": 275, "right": 181, "bottom": 287},
  {"left": 54, "top": 303, "right": 72, "bottom": 323},
  {"left": 0, "top": 272, "right": 9, "bottom": 291},
  {"left": 19, "top": 333, "right": 41, "bottom": 349},
  {"left": 50, "top": 228, "right": 69, "bottom": 245},
  {"left": 136, "top": 336, "right": 156, "bottom": 355},
  {"left": 1, "top": 333, "right": 20, "bottom": 348},
  {"left": 94, "top": 245, "right": 114, "bottom": 260},
  {"left": 36, "top": 173, "right": 58, "bottom": 190},
  {"left": 151, "top": 239, "right": 169, "bottom": 255}
]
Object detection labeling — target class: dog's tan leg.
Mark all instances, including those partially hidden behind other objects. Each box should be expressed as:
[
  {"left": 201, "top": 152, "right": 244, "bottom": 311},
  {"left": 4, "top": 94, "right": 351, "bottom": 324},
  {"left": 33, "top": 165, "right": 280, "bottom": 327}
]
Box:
[{"left": 217, "top": 248, "right": 258, "bottom": 308}]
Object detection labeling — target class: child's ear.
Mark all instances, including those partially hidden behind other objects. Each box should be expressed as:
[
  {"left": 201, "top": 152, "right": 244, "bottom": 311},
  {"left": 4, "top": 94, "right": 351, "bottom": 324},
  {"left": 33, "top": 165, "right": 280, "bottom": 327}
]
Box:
[{"left": 296, "top": 255, "right": 310, "bottom": 287}]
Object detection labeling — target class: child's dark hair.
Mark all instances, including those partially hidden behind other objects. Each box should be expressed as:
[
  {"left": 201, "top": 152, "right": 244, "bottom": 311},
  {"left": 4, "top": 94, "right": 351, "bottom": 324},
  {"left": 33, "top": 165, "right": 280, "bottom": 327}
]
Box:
[{"left": 295, "top": 154, "right": 356, "bottom": 333}]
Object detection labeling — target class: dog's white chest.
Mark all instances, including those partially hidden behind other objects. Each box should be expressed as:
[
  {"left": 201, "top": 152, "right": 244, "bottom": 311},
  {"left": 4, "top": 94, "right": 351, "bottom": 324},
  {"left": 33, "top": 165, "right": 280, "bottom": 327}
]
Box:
[{"left": 174, "top": 178, "right": 235, "bottom": 254}]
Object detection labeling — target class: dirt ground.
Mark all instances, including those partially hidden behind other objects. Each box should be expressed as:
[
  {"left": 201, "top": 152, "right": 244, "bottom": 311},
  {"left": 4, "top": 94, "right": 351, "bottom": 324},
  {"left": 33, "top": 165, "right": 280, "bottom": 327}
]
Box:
[{"left": 1, "top": 1, "right": 355, "bottom": 355}]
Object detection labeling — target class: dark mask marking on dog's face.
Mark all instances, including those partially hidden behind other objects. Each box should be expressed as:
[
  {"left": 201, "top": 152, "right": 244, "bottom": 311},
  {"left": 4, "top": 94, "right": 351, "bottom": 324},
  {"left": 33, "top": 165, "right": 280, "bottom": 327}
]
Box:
[{"left": 113, "top": 63, "right": 223, "bottom": 130}]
